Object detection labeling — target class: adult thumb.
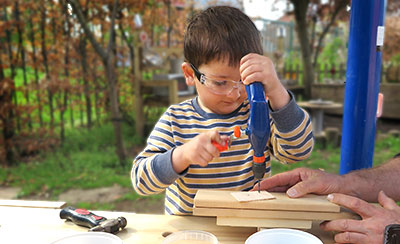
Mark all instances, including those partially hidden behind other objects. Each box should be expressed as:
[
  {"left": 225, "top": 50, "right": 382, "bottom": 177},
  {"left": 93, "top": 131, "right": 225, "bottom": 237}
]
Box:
[{"left": 287, "top": 182, "right": 311, "bottom": 198}]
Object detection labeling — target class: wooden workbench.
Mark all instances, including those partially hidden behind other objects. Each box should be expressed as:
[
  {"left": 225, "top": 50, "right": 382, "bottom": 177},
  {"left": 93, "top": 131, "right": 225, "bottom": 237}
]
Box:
[{"left": 0, "top": 206, "right": 335, "bottom": 243}]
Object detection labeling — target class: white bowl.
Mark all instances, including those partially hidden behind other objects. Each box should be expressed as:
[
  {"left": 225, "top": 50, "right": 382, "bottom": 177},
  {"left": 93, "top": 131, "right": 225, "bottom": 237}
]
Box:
[
  {"left": 50, "top": 232, "right": 123, "bottom": 244},
  {"left": 245, "top": 228, "right": 323, "bottom": 244}
]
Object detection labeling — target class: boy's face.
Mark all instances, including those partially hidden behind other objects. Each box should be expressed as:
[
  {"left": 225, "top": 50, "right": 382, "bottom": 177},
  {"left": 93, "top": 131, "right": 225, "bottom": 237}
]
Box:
[{"left": 184, "top": 58, "right": 247, "bottom": 115}]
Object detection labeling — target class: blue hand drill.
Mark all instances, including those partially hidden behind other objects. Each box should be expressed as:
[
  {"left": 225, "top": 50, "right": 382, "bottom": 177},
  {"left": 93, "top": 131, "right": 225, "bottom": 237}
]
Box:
[
  {"left": 211, "top": 82, "right": 270, "bottom": 191},
  {"left": 245, "top": 82, "right": 270, "bottom": 192}
]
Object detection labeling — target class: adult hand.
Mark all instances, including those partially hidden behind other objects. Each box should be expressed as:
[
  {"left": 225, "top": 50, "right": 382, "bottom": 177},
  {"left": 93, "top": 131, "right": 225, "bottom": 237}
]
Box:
[
  {"left": 251, "top": 167, "right": 344, "bottom": 198},
  {"left": 321, "top": 191, "right": 400, "bottom": 244},
  {"left": 172, "top": 130, "right": 228, "bottom": 173}
]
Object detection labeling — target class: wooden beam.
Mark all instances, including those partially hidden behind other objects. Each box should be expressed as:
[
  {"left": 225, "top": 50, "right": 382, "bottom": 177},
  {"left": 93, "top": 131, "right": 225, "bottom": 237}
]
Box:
[
  {"left": 194, "top": 190, "right": 340, "bottom": 213},
  {"left": 193, "top": 207, "right": 359, "bottom": 221},
  {"left": 217, "top": 216, "right": 312, "bottom": 229},
  {"left": 0, "top": 199, "right": 67, "bottom": 209}
]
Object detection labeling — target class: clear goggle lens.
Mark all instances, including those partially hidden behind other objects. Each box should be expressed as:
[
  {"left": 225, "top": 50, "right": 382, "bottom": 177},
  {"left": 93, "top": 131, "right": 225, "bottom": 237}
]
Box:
[{"left": 200, "top": 74, "right": 243, "bottom": 95}]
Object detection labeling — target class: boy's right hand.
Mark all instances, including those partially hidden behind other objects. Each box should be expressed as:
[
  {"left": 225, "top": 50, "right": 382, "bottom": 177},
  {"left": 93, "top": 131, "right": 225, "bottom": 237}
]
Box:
[{"left": 172, "top": 130, "right": 228, "bottom": 173}]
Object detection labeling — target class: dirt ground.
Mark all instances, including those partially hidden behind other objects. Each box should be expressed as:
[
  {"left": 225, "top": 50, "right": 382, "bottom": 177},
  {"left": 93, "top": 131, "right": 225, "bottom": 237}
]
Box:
[{"left": 58, "top": 185, "right": 165, "bottom": 214}]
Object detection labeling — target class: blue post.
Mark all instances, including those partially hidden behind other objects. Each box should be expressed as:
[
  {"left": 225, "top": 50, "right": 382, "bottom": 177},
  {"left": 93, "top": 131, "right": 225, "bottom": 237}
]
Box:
[{"left": 339, "top": 0, "right": 386, "bottom": 174}]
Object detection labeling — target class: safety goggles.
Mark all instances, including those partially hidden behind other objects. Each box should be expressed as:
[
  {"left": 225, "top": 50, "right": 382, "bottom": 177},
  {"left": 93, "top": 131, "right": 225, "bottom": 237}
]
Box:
[{"left": 190, "top": 63, "right": 243, "bottom": 95}]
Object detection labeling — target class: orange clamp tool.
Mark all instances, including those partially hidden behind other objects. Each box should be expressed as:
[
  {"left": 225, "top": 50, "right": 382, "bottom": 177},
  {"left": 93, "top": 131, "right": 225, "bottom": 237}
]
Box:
[{"left": 211, "top": 140, "right": 229, "bottom": 152}]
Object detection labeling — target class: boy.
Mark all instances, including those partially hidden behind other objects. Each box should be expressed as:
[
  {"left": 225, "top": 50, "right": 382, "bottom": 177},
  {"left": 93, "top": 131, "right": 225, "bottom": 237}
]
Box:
[{"left": 132, "top": 6, "right": 314, "bottom": 215}]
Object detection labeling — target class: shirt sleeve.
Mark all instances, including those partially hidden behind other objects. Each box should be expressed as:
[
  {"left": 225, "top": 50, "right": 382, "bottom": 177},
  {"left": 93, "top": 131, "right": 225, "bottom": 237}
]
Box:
[
  {"left": 268, "top": 91, "right": 314, "bottom": 164},
  {"left": 131, "top": 108, "right": 187, "bottom": 196}
]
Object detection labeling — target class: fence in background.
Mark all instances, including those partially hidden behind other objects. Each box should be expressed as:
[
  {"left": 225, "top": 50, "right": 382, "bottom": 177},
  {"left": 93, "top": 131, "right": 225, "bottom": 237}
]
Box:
[
  {"left": 280, "top": 63, "right": 400, "bottom": 120},
  {"left": 281, "top": 63, "right": 400, "bottom": 84}
]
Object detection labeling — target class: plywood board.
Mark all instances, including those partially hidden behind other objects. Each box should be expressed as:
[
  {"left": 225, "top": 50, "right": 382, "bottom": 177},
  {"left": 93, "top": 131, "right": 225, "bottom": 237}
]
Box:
[
  {"left": 194, "top": 190, "right": 340, "bottom": 212},
  {"left": 193, "top": 207, "right": 359, "bottom": 221},
  {"left": 0, "top": 199, "right": 67, "bottom": 209},
  {"left": 217, "top": 216, "right": 312, "bottom": 229},
  {"left": 231, "top": 191, "right": 275, "bottom": 202}
]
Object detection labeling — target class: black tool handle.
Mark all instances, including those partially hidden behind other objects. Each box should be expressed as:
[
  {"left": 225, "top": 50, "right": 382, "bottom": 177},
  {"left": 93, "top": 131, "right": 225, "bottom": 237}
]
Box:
[{"left": 60, "top": 206, "right": 106, "bottom": 228}]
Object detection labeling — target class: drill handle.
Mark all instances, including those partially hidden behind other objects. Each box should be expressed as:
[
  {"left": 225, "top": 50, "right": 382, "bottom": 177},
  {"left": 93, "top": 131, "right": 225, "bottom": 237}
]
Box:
[
  {"left": 245, "top": 82, "right": 270, "bottom": 158},
  {"left": 60, "top": 206, "right": 106, "bottom": 228}
]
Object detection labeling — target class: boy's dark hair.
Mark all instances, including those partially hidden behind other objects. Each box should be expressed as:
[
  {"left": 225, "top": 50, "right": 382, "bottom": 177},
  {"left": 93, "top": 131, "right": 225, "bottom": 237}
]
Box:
[{"left": 184, "top": 6, "right": 263, "bottom": 68}]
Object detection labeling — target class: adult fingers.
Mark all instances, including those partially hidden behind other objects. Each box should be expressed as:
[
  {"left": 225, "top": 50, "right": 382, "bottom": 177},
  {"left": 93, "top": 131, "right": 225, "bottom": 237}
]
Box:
[
  {"left": 333, "top": 231, "right": 368, "bottom": 244},
  {"left": 283, "top": 168, "right": 329, "bottom": 197},
  {"left": 320, "top": 219, "right": 366, "bottom": 234},
  {"left": 327, "top": 193, "right": 378, "bottom": 219},
  {"left": 378, "top": 190, "right": 399, "bottom": 211},
  {"left": 255, "top": 170, "right": 301, "bottom": 191},
  {"left": 286, "top": 181, "right": 317, "bottom": 198}
]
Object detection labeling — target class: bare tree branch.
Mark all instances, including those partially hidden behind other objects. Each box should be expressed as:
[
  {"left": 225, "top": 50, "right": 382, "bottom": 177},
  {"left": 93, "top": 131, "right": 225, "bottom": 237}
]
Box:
[
  {"left": 66, "top": 0, "right": 107, "bottom": 63},
  {"left": 312, "top": 0, "right": 348, "bottom": 66},
  {"left": 106, "top": 0, "right": 119, "bottom": 57}
]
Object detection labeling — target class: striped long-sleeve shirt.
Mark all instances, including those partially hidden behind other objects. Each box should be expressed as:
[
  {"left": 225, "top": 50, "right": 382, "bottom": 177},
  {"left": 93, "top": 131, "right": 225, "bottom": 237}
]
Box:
[{"left": 131, "top": 93, "right": 314, "bottom": 215}]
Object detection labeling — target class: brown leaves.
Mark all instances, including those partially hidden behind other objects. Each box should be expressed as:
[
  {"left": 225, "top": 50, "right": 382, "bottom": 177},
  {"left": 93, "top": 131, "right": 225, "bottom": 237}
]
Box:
[{"left": 383, "top": 16, "right": 400, "bottom": 62}]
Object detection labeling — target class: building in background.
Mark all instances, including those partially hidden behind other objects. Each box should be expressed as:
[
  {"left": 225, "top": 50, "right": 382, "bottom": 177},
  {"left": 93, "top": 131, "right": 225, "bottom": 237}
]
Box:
[{"left": 242, "top": 0, "right": 296, "bottom": 61}]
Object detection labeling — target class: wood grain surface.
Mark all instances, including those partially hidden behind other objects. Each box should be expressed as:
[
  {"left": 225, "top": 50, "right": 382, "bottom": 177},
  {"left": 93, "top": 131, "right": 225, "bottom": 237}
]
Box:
[{"left": 194, "top": 190, "right": 340, "bottom": 213}]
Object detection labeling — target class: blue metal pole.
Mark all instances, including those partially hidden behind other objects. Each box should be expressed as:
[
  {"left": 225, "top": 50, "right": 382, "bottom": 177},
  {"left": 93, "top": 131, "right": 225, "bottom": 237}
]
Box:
[{"left": 339, "top": 0, "right": 386, "bottom": 174}]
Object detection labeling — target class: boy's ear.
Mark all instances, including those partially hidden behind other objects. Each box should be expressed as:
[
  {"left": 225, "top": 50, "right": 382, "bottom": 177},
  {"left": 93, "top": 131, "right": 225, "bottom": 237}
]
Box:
[{"left": 182, "top": 62, "right": 195, "bottom": 86}]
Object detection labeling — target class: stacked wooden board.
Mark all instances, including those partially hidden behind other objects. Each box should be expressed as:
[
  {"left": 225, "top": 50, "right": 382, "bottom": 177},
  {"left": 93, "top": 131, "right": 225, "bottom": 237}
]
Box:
[
  {"left": 0, "top": 199, "right": 67, "bottom": 209},
  {"left": 193, "top": 189, "right": 359, "bottom": 229}
]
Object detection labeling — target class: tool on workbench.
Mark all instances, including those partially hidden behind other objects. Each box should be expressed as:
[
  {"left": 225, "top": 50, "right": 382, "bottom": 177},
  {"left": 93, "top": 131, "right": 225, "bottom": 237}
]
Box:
[
  {"left": 60, "top": 206, "right": 127, "bottom": 234},
  {"left": 245, "top": 82, "right": 270, "bottom": 192},
  {"left": 211, "top": 126, "right": 242, "bottom": 152}
]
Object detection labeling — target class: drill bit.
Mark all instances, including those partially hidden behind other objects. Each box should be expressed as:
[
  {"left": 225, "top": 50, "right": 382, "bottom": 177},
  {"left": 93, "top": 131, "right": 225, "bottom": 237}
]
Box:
[{"left": 258, "top": 180, "right": 260, "bottom": 193}]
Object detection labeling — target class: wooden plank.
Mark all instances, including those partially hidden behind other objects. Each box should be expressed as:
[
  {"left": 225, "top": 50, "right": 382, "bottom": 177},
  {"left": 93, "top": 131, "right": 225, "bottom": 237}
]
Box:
[
  {"left": 193, "top": 207, "right": 359, "bottom": 221},
  {"left": 0, "top": 199, "right": 67, "bottom": 209},
  {"left": 194, "top": 190, "right": 340, "bottom": 212},
  {"left": 217, "top": 217, "right": 312, "bottom": 229}
]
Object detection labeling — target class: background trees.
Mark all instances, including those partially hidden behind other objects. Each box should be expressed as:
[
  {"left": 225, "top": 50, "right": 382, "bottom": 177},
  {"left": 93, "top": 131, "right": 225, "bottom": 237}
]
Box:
[
  {"left": 0, "top": 0, "right": 187, "bottom": 166},
  {"left": 0, "top": 0, "right": 399, "bottom": 166}
]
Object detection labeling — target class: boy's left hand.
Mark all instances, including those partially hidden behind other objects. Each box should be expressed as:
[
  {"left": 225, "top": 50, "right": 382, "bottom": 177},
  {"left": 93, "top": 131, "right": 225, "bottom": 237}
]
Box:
[{"left": 240, "top": 53, "right": 290, "bottom": 110}]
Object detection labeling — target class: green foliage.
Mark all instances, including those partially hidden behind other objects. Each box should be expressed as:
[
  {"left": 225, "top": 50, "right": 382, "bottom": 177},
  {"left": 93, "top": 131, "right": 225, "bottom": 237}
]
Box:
[
  {"left": 76, "top": 202, "right": 115, "bottom": 211},
  {"left": 391, "top": 54, "right": 400, "bottom": 65},
  {"left": 118, "top": 192, "right": 164, "bottom": 202},
  {"left": 272, "top": 142, "right": 341, "bottom": 175},
  {"left": 284, "top": 51, "right": 302, "bottom": 68},
  {"left": 5, "top": 67, "right": 44, "bottom": 88},
  {"left": 0, "top": 123, "right": 144, "bottom": 198},
  {"left": 283, "top": 51, "right": 304, "bottom": 84},
  {"left": 4, "top": 67, "right": 108, "bottom": 130},
  {"left": 318, "top": 37, "right": 346, "bottom": 66},
  {"left": 373, "top": 135, "right": 400, "bottom": 166}
]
